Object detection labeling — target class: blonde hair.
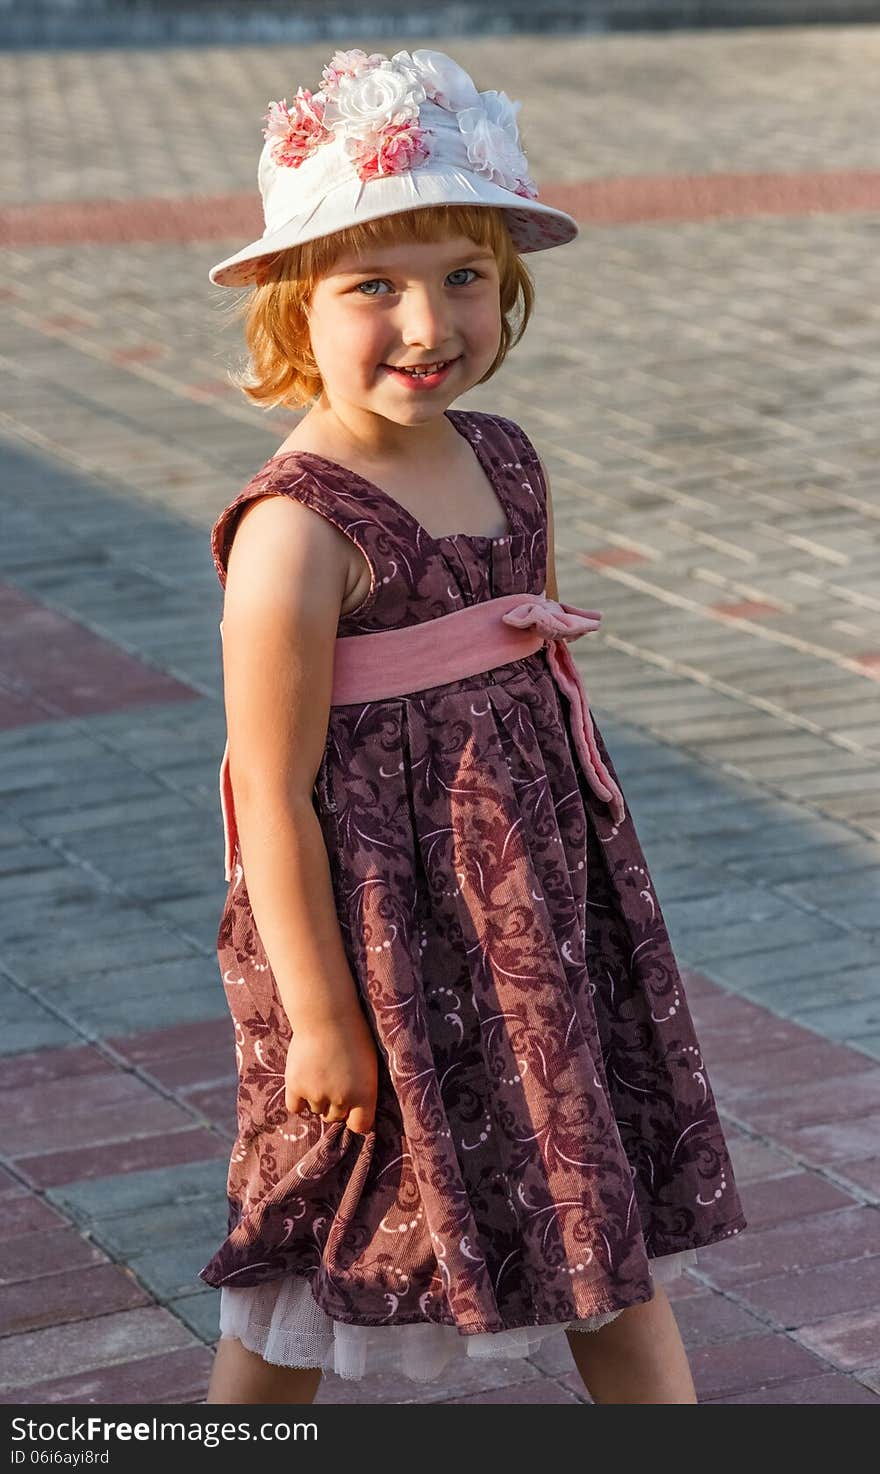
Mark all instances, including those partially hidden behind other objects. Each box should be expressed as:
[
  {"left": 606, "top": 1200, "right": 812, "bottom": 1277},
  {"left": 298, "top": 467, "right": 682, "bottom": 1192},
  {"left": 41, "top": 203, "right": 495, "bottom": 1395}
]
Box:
[{"left": 225, "top": 204, "right": 535, "bottom": 410}]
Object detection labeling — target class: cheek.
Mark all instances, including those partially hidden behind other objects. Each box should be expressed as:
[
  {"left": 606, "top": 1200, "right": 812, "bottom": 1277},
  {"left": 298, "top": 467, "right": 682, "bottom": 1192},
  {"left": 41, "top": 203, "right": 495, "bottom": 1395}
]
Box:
[
  {"left": 463, "top": 294, "right": 503, "bottom": 347},
  {"left": 310, "top": 302, "right": 377, "bottom": 362},
  {"left": 326, "top": 311, "right": 386, "bottom": 369}
]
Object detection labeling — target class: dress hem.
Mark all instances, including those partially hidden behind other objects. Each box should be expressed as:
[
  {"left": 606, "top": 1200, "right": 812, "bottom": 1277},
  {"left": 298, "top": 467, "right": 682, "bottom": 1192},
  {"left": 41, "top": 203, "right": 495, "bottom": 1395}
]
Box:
[
  {"left": 199, "top": 1212, "right": 747, "bottom": 1330},
  {"left": 216, "top": 1249, "right": 699, "bottom": 1383}
]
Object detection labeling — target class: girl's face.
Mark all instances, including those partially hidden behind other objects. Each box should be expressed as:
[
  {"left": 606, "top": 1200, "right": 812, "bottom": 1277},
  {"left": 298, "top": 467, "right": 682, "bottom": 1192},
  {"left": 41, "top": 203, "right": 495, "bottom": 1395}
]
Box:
[{"left": 304, "top": 232, "right": 502, "bottom": 431}]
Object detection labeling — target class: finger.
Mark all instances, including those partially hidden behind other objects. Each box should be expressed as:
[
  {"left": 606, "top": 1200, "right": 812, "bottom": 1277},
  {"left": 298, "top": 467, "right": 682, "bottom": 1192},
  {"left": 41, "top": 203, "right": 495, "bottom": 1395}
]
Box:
[
  {"left": 345, "top": 1105, "right": 375, "bottom": 1136},
  {"left": 321, "top": 1103, "right": 349, "bottom": 1124}
]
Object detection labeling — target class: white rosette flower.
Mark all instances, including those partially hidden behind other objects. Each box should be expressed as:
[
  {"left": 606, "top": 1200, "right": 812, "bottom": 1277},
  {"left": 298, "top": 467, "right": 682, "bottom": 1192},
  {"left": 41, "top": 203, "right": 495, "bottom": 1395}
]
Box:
[
  {"left": 321, "top": 55, "right": 426, "bottom": 137},
  {"left": 456, "top": 89, "right": 537, "bottom": 196},
  {"left": 393, "top": 48, "right": 481, "bottom": 112}
]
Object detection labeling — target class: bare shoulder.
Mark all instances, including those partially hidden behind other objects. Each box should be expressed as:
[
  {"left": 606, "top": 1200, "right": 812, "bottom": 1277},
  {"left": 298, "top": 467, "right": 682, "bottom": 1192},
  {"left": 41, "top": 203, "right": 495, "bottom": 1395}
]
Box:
[{"left": 225, "top": 493, "right": 350, "bottom": 624}]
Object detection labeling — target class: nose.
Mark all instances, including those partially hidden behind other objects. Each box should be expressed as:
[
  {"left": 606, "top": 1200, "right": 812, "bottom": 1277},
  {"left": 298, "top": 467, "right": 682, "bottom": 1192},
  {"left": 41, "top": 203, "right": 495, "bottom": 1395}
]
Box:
[{"left": 399, "top": 285, "right": 455, "bottom": 353}]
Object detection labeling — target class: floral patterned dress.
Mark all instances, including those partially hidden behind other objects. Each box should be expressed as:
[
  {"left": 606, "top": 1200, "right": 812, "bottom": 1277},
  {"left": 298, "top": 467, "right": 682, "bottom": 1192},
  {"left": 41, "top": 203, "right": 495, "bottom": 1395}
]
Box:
[{"left": 201, "top": 408, "right": 746, "bottom": 1382}]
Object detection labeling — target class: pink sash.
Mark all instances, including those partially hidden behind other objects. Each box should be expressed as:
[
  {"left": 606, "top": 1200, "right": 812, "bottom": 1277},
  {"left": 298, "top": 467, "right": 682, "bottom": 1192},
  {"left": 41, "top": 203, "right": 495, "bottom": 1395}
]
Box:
[{"left": 219, "top": 592, "right": 625, "bottom": 880}]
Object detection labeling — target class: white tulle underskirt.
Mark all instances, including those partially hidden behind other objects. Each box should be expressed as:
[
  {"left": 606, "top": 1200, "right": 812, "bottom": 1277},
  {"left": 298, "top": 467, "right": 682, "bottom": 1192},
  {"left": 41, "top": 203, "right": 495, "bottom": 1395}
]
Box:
[{"left": 218, "top": 1250, "right": 697, "bottom": 1383}]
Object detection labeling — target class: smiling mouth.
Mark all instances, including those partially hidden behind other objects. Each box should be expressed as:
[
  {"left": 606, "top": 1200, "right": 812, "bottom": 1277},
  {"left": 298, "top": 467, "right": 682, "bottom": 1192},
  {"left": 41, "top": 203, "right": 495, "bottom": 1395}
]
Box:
[{"left": 384, "top": 358, "right": 458, "bottom": 377}]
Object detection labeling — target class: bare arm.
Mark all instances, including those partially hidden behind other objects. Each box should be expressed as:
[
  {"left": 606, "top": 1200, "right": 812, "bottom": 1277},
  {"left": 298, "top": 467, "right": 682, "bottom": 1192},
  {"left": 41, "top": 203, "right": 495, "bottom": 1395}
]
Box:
[
  {"left": 221, "top": 494, "right": 363, "bottom": 1032},
  {"left": 537, "top": 453, "right": 560, "bottom": 601}
]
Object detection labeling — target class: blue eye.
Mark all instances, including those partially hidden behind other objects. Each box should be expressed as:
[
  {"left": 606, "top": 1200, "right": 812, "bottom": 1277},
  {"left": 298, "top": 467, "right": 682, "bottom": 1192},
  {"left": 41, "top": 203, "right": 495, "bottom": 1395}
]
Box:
[{"left": 354, "top": 268, "right": 480, "bottom": 297}]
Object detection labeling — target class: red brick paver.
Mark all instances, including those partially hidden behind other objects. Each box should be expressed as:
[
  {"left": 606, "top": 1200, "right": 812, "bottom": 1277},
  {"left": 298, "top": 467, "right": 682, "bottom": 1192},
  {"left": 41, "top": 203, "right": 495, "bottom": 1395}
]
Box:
[
  {"left": 0, "top": 585, "right": 199, "bottom": 730},
  {"left": 0, "top": 1265, "right": 151, "bottom": 1338},
  {"left": 794, "top": 1309, "right": 880, "bottom": 1371},
  {"left": 3, "top": 170, "right": 879, "bottom": 248}
]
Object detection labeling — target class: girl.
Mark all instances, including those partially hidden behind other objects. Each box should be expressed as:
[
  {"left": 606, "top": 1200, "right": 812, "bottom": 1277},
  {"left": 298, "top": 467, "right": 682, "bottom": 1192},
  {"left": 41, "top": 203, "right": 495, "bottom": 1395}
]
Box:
[{"left": 201, "top": 46, "right": 746, "bottom": 1405}]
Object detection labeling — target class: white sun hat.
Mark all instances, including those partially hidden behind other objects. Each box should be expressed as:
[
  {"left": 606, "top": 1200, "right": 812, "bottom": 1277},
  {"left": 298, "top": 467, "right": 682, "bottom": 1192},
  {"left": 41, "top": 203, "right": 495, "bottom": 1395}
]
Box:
[{"left": 208, "top": 46, "right": 579, "bottom": 287}]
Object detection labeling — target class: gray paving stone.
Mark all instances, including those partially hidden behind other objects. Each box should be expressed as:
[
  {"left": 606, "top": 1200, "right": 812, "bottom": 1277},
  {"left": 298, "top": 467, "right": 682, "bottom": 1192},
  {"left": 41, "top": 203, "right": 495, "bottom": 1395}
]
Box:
[
  {"left": 740, "top": 967, "right": 880, "bottom": 1014},
  {"left": 637, "top": 865, "right": 753, "bottom": 906},
  {"left": 659, "top": 803, "right": 819, "bottom": 844},
  {"left": 0, "top": 821, "right": 30, "bottom": 847},
  {"left": 0, "top": 844, "right": 64, "bottom": 876},
  {"left": 3, "top": 899, "right": 159, "bottom": 947},
  {"left": 688, "top": 816, "right": 866, "bottom": 865},
  {"left": 0, "top": 868, "right": 108, "bottom": 906},
  {"left": 784, "top": 769, "right": 880, "bottom": 800},
  {"left": 99, "top": 864, "right": 225, "bottom": 906},
  {"left": 707, "top": 938, "right": 879, "bottom": 990},
  {"left": 638, "top": 772, "right": 772, "bottom": 827},
  {"left": 819, "top": 796, "right": 880, "bottom": 830},
  {"left": 0, "top": 980, "right": 80, "bottom": 1055},
  {"left": 793, "top": 996, "right": 880, "bottom": 1044},
  {"left": 1, "top": 772, "right": 163, "bottom": 819},
  {"left": 726, "top": 841, "right": 879, "bottom": 886},
  {"left": 153, "top": 894, "right": 224, "bottom": 953},
  {"left": 33, "top": 956, "right": 220, "bottom": 1009},
  {"left": 732, "top": 750, "right": 878, "bottom": 782},
  {"left": 676, "top": 912, "right": 858, "bottom": 969},
  {"left": 166, "top": 1291, "right": 221, "bottom": 1342},
  {"left": 39, "top": 949, "right": 219, "bottom": 996},
  {"left": 0, "top": 1019, "right": 80, "bottom": 1056},
  {"left": 75, "top": 984, "right": 227, "bottom": 1038},
  {"left": 661, "top": 888, "right": 796, "bottom": 934},
  {"left": 89, "top": 1199, "right": 227, "bottom": 1258},
  {"left": 6, "top": 932, "right": 200, "bottom": 989},
  {"left": 0, "top": 737, "right": 100, "bottom": 780},
  {"left": 49, "top": 1158, "right": 228, "bottom": 1222},
  {"left": 825, "top": 897, "right": 879, "bottom": 930},
  {"left": 28, "top": 793, "right": 193, "bottom": 838},
  {"left": 126, "top": 1236, "right": 223, "bottom": 1303}
]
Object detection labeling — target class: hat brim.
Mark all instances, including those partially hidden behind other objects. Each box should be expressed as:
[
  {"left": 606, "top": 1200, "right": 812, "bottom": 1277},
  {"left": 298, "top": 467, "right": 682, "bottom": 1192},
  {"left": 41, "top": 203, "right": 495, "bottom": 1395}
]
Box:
[{"left": 208, "top": 167, "right": 578, "bottom": 287}]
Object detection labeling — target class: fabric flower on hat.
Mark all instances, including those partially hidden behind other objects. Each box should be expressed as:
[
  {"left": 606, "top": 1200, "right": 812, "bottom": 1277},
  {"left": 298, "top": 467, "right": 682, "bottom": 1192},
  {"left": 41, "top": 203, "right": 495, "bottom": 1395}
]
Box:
[
  {"left": 320, "top": 51, "right": 430, "bottom": 182},
  {"left": 457, "top": 89, "right": 538, "bottom": 199},
  {"left": 263, "top": 89, "right": 327, "bottom": 169},
  {"left": 321, "top": 52, "right": 426, "bottom": 134},
  {"left": 321, "top": 48, "right": 386, "bottom": 95},
  {"left": 260, "top": 47, "right": 540, "bottom": 193},
  {"left": 344, "top": 120, "right": 431, "bottom": 181},
  {"left": 395, "top": 47, "right": 480, "bottom": 113}
]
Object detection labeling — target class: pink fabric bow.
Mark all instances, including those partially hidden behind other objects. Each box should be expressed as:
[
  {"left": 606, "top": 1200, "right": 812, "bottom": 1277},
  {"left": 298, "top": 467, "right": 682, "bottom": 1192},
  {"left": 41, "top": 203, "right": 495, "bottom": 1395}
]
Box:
[
  {"left": 501, "top": 598, "right": 603, "bottom": 641},
  {"left": 502, "top": 597, "right": 625, "bottom": 826}
]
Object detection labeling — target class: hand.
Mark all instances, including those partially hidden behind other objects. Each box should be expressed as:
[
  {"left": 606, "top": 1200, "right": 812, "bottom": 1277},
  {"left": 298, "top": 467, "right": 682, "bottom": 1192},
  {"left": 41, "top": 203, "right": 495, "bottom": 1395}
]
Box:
[{"left": 284, "top": 1004, "right": 379, "bottom": 1136}]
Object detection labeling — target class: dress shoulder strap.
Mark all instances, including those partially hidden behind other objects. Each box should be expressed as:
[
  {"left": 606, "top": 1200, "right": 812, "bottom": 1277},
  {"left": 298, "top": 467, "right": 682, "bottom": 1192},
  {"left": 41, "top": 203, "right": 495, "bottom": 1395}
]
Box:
[
  {"left": 461, "top": 410, "right": 547, "bottom": 521},
  {"left": 453, "top": 409, "right": 548, "bottom": 552},
  {"left": 211, "top": 454, "right": 365, "bottom": 589},
  {"left": 212, "top": 451, "right": 418, "bottom": 634}
]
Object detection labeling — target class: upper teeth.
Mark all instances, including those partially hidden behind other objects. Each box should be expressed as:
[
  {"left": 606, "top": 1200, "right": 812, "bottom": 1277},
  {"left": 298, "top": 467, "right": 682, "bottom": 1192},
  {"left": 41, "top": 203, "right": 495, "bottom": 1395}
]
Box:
[{"left": 401, "top": 362, "right": 446, "bottom": 375}]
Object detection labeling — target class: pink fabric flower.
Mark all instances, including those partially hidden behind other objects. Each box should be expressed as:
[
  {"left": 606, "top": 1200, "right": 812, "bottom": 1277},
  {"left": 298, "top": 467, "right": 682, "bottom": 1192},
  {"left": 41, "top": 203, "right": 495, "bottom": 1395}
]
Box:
[
  {"left": 344, "top": 121, "right": 431, "bottom": 182},
  {"left": 263, "top": 88, "right": 328, "bottom": 168},
  {"left": 321, "top": 48, "right": 386, "bottom": 97}
]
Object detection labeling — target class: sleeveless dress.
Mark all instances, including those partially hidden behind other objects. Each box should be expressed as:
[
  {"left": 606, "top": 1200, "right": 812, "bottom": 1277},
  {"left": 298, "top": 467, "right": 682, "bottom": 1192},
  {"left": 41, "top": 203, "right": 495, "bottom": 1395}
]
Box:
[{"left": 201, "top": 408, "right": 746, "bottom": 1383}]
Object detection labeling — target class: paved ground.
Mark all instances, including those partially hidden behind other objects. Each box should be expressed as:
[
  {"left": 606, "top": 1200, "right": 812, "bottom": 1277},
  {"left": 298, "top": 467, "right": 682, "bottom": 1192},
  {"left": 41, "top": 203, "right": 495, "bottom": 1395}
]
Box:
[{"left": 0, "top": 26, "right": 878, "bottom": 1403}]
